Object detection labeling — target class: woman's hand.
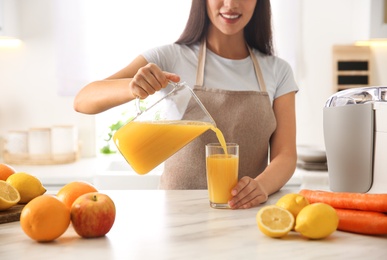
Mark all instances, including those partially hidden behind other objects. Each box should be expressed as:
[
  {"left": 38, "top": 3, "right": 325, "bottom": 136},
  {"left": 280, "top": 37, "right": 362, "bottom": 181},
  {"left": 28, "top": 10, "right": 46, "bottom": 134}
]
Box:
[
  {"left": 228, "top": 176, "right": 269, "bottom": 209},
  {"left": 129, "top": 63, "right": 180, "bottom": 99}
]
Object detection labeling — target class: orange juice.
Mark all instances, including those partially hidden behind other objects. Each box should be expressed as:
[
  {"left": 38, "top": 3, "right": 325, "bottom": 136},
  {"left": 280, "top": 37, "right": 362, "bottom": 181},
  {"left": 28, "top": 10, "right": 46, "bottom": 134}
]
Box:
[
  {"left": 206, "top": 154, "right": 238, "bottom": 205},
  {"left": 212, "top": 127, "right": 227, "bottom": 156},
  {"left": 113, "top": 120, "right": 214, "bottom": 174}
]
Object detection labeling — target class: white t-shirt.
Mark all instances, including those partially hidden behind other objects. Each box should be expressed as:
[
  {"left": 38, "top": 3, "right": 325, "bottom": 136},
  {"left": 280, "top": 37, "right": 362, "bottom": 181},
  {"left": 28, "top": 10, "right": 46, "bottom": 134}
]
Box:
[{"left": 141, "top": 43, "right": 298, "bottom": 105}]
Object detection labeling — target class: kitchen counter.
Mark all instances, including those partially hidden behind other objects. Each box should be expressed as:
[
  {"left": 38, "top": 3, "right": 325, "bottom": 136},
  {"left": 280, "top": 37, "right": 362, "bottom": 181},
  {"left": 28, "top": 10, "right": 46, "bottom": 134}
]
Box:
[
  {"left": 2, "top": 156, "right": 164, "bottom": 191},
  {"left": 1, "top": 157, "right": 101, "bottom": 190},
  {"left": 4, "top": 156, "right": 320, "bottom": 191},
  {"left": 1, "top": 189, "right": 386, "bottom": 259}
]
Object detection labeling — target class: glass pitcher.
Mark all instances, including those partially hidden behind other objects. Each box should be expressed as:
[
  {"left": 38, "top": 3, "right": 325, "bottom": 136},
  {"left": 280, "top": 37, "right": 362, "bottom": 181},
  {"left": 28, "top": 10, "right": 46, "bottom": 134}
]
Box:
[{"left": 113, "top": 81, "right": 216, "bottom": 175}]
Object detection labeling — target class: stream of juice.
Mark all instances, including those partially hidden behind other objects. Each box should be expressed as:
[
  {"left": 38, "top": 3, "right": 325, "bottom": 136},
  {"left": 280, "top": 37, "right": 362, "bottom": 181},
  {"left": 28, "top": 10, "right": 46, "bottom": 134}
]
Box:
[
  {"left": 210, "top": 126, "right": 228, "bottom": 156},
  {"left": 113, "top": 120, "right": 227, "bottom": 175}
]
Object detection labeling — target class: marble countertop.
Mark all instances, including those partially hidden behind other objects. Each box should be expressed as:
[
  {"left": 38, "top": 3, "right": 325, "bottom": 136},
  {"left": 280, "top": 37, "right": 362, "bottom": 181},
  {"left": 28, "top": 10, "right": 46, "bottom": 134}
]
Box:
[{"left": 1, "top": 189, "right": 386, "bottom": 260}]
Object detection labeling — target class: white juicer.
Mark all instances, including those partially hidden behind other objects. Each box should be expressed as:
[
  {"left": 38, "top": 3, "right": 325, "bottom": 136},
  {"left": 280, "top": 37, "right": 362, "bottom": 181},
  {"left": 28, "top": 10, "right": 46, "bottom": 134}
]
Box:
[{"left": 323, "top": 86, "right": 387, "bottom": 193}]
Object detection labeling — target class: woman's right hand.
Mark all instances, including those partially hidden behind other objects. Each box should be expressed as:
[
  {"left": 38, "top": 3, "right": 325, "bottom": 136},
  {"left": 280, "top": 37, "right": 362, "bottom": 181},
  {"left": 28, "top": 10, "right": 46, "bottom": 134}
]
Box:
[
  {"left": 74, "top": 57, "right": 180, "bottom": 115},
  {"left": 129, "top": 63, "right": 180, "bottom": 99}
]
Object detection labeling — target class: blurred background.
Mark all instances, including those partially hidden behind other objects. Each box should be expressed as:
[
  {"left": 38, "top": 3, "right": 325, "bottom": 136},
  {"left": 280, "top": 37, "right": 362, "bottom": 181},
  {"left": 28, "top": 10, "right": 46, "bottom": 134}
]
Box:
[{"left": 0, "top": 0, "right": 386, "bottom": 190}]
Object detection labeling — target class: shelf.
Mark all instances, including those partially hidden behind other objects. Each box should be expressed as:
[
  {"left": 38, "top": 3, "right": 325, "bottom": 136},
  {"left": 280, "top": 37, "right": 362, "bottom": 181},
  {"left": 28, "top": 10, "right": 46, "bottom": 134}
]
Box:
[{"left": 332, "top": 45, "right": 371, "bottom": 92}]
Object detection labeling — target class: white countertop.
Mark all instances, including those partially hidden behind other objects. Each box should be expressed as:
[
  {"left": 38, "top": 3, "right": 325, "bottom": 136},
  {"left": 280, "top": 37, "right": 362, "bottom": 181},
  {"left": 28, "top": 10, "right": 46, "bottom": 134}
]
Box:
[
  {"left": 1, "top": 189, "right": 386, "bottom": 260},
  {"left": 4, "top": 155, "right": 327, "bottom": 192}
]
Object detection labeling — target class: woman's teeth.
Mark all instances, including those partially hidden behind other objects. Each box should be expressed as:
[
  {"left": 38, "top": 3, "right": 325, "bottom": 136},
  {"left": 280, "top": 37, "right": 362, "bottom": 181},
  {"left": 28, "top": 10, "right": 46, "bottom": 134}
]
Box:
[{"left": 221, "top": 14, "right": 240, "bottom": 19}]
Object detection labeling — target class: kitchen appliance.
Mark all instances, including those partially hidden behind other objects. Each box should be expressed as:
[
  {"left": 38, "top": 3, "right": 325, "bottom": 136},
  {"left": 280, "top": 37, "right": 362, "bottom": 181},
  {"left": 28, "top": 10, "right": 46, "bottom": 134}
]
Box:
[{"left": 323, "top": 86, "right": 387, "bottom": 193}]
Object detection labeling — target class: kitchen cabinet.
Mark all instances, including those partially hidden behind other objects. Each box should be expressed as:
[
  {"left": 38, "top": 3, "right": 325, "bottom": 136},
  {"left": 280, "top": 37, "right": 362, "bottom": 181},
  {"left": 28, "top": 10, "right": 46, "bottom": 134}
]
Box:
[
  {"left": 332, "top": 45, "right": 371, "bottom": 92},
  {"left": 1, "top": 189, "right": 386, "bottom": 259}
]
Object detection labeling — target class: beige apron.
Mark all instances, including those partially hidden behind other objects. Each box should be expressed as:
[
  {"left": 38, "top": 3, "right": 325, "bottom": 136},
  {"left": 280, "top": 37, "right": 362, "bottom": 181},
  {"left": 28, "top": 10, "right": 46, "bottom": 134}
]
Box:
[{"left": 160, "top": 40, "right": 277, "bottom": 189}]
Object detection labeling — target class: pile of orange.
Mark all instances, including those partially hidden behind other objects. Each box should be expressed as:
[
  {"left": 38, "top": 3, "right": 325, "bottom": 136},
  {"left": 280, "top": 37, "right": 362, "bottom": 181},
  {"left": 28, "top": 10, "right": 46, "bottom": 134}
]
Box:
[
  {"left": 20, "top": 180, "right": 99, "bottom": 242},
  {"left": 2, "top": 163, "right": 104, "bottom": 242}
]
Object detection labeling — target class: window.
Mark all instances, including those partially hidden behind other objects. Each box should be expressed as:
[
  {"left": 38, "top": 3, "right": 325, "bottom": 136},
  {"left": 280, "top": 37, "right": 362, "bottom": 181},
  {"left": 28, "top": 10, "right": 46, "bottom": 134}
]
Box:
[{"left": 54, "top": 0, "right": 191, "bottom": 96}]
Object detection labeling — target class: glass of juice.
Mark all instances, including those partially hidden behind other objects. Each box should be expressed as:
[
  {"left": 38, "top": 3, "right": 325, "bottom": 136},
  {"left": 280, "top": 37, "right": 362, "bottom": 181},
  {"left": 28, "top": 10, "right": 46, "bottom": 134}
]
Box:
[
  {"left": 113, "top": 81, "right": 217, "bottom": 175},
  {"left": 206, "top": 143, "right": 239, "bottom": 209}
]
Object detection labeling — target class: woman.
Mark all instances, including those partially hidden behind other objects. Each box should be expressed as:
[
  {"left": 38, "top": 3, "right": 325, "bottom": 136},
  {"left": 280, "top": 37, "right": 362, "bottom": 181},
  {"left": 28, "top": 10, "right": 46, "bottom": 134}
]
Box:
[{"left": 74, "top": 0, "right": 298, "bottom": 209}]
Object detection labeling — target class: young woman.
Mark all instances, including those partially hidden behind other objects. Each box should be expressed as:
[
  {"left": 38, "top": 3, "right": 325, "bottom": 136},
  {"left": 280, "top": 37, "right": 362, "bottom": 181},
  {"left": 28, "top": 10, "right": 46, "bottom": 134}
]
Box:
[{"left": 74, "top": 0, "right": 298, "bottom": 209}]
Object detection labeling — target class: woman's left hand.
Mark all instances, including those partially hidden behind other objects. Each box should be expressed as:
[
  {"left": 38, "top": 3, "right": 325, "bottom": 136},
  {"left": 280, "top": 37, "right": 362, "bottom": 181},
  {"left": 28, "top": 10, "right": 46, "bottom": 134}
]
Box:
[{"left": 228, "top": 176, "right": 268, "bottom": 209}]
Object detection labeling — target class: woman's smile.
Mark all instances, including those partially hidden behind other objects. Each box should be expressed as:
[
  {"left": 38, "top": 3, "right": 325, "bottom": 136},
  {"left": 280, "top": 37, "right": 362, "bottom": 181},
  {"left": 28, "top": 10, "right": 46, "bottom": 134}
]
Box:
[
  {"left": 207, "top": 0, "right": 256, "bottom": 36},
  {"left": 220, "top": 12, "right": 242, "bottom": 23}
]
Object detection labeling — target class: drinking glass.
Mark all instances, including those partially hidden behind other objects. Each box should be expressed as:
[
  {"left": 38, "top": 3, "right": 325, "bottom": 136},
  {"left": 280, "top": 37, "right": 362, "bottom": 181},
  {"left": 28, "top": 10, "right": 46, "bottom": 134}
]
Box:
[{"left": 206, "top": 143, "right": 239, "bottom": 209}]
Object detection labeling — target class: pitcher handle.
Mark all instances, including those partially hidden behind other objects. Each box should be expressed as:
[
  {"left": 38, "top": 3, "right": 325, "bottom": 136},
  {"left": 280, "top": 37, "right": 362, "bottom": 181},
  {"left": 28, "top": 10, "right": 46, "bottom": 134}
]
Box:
[
  {"left": 135, "top": 97, "right": 143, "bottom": 115},
  {"left": 134, "top": 81, "right": 216, "bottom": 127},
  {"left": 134, "top": 81, "right": 177, "bottom": 116}
]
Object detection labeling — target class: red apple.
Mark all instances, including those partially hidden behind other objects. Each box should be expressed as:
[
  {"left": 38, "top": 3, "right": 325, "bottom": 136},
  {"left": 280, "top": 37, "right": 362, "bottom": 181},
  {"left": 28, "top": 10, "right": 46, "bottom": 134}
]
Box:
[{"left": 70, "top": 192, "right": 116, "bottom": 238}]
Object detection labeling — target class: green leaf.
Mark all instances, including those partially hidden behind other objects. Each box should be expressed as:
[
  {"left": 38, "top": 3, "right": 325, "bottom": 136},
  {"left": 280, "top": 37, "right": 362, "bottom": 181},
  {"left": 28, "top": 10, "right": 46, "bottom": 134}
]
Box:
[{"left": 100, "top": 145, "right": 116, "bottom": 154}]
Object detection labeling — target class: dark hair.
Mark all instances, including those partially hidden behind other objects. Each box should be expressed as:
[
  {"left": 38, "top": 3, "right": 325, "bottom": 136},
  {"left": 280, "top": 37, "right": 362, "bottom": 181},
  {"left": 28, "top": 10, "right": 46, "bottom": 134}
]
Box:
[{"left": 176, "top": 0, "right": 274, "bottom": 56}]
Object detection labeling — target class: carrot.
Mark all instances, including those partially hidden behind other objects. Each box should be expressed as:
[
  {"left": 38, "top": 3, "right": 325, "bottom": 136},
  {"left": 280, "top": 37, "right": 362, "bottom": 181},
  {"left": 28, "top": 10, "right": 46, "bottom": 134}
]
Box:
[
  {"left": 299, "top": 189, "right": 387, "bottom": 213},
  {"left": 335, "top": 209, "right": 387, "bottom": 235}
]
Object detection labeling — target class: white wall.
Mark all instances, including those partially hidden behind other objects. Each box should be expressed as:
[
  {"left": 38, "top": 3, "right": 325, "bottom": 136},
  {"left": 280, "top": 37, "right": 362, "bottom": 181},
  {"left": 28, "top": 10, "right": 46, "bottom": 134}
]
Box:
[
  {"left": 0, "top": 0, "right": 190, "bottom": 158},
  {"left": 0, "top": 0, "right": 96, "bottom": 157},
  {"left": 1, "top": 0, "right": 387, "bottom": 160},
  {"left": 296, "top": 0, "right": 387, "bottom": 147}
]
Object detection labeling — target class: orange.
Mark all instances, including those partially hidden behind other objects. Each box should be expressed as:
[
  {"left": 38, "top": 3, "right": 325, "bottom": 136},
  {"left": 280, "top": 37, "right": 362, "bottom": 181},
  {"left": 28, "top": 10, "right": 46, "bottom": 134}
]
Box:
[
  {"left": 56, "top": 181, "right": 98, "bottom": 210},
  {"left": 20, "top": 195, "right": 70, "bottom": 242},
  {"left": 0, "top": 163, "right": 16, "bottom": 181}
]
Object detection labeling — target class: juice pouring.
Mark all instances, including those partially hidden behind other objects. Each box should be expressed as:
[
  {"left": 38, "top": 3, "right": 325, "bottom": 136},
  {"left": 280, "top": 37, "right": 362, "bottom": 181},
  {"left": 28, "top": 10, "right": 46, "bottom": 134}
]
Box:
[
  {"left": 113, "top": 81, "right": 228, "bottom": 175},
  {"left": 212, "top": 127, "right": 228, "bottom": 155},
  {"left": 115, "top": 121, "right": 208, "bottom": 174},
  {"left": 114, "top": 121, "right": 227, "bottom": 175}
]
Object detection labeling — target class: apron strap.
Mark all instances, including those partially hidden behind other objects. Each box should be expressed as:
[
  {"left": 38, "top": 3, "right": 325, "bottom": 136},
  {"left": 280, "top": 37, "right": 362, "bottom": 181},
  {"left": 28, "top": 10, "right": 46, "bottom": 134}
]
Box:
[
  {"left": 195, "top": 39, "right": 267, "bottom": 92},
  {"left": 195, "top": 38, "right": 206, "bottom": 87},
  {"left": 247, "top": 46, "right": 267, "bottom": 92}
]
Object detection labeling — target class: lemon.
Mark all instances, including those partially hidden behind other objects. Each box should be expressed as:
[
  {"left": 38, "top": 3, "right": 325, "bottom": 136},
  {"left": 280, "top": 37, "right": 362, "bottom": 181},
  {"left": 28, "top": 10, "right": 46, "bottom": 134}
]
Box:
[
  {"left": 0, "top": 180, "right": 21, "bottom": 211},
  {"left": 295, "top": 203, "right": 339, "bottom": 239},
  {"left": 275, "top": 193, "right": 309, "bottom": 219},
  {"left": 256, "top": 205, "right": 295, "bottom": 238},
  {"left": 6, "top": 172, "right": 46, "bottom": 204}
]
